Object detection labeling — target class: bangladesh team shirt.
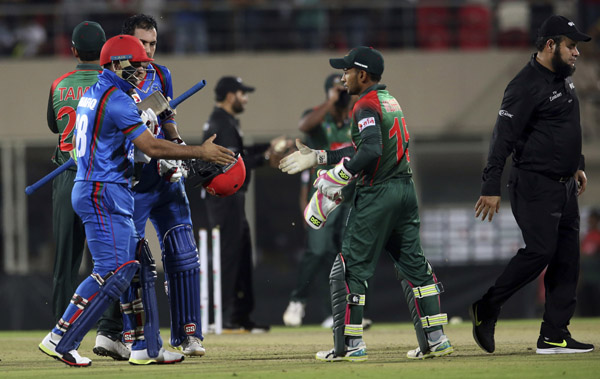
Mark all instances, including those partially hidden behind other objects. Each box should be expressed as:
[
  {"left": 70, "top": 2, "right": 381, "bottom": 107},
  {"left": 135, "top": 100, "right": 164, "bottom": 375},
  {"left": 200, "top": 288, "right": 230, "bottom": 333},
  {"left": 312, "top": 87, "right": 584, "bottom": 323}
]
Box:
[
  {"left": 47, "top": 63, "right": 102, "bottom": 167},
  {"left": 74, "top": 69, "right": 148, "bottom": 185},
  {"left": 351, "top": 84, "right": 411, "bottom": 186}
]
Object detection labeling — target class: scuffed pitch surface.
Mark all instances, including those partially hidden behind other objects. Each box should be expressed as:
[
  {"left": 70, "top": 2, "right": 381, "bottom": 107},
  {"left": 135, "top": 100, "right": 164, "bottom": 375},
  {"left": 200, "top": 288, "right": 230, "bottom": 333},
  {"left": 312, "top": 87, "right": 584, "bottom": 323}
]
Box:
[{"left": 0, "top": 319, "right": 598, "bottom": 378}]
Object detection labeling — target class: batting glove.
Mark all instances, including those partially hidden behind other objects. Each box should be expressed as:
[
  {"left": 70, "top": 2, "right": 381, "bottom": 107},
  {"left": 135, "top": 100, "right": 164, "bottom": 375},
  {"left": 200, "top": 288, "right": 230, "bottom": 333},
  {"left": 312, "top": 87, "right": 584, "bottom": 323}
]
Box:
[
  {"left": 158, "top": 159, "right": 183, "bottom": 183},
  {"left": 141, "top": 108, "right": 161, "bottom": 136},
  {"left": 279, "top": 139, "right": 327, "bottom": 175},
  {"left": 304, "top": 190, "right": 341, "bottom": 230},
  {"left": 171, "top": 138, "right": 189, "bottom": 179},
  {"left": 314, "top": 157, "right": 355, "bottom": 201}
]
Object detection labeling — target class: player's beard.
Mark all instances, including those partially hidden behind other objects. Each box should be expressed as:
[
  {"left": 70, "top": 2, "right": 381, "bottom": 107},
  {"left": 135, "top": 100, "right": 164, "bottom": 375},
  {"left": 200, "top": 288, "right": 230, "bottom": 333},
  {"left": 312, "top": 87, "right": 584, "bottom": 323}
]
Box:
[
  {"left": 232, "top": 98, "right": 245, "bottom": 114},
  {"left": 552, "top": 48, "right": 576, "bottom": 78}
]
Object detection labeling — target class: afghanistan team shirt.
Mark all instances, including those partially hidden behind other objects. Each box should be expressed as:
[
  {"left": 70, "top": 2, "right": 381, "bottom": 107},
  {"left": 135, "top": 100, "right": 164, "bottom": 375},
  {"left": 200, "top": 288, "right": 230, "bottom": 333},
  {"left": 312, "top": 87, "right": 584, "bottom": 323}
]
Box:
[
  {"left": 47, "top": 63, "right": 102, "bottom": 167},
  {"left": 350, "top": 84, "right": 411, "bottom": 187},
  {"left": 128, "top": 62, "right": 175, "bottom": 192},
  {"left": 74, "top": 69, "right": 148, "bottom": 185}
]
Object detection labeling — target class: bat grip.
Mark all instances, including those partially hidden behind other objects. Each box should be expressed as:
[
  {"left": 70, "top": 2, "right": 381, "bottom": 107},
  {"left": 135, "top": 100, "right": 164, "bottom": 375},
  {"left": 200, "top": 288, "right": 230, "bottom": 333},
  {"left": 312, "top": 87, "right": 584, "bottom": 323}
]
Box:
[{"left": 169, "top": 80, "right": 206, "bottom": 109}]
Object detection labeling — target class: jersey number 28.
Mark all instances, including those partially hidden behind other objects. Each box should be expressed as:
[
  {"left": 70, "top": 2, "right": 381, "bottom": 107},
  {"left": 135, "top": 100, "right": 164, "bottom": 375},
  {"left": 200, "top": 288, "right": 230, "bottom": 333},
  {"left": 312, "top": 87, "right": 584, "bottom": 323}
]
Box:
[{"left": 75, "top": 114, "right": 88, "bottom": 159}]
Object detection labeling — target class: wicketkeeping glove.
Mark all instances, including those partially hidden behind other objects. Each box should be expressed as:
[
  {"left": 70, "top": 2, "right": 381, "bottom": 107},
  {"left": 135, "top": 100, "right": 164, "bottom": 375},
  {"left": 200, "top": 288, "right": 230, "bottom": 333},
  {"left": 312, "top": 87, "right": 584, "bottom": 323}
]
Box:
[
  {"left": 279, "top": 139, "right": 327, "bottom": 175},
  {"left": 304, "top": 190, "right": 341, "bottom": 230},
  {"left": 158, "top": 159, "right": 183, "bottom": 183},
  {"left": 313, "top": 157, "right": 355, "bottom": 201}
]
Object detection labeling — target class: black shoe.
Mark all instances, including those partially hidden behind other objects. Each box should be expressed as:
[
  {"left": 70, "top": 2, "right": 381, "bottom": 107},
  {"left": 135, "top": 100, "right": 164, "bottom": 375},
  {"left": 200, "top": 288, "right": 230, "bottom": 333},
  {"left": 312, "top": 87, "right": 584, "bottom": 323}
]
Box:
[
  {"left": 536, "top": 335, "right": 594, "bottom": 354},
  {"left": 469, "top": 301, "right": 496, "bottom": 353},
  {"left": 222, "top": 322, "right": 248, "bottom": 334},
  {"left": 240, "top": 320, "right": 270, "bottom": 334}
]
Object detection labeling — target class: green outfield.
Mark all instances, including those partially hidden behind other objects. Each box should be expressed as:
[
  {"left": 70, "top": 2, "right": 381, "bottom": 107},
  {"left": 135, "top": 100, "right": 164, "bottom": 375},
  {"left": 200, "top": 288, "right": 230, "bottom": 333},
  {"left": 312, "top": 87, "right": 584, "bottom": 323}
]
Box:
[{"left": 0, "top": 318, "right": 598, "bottom": 378}]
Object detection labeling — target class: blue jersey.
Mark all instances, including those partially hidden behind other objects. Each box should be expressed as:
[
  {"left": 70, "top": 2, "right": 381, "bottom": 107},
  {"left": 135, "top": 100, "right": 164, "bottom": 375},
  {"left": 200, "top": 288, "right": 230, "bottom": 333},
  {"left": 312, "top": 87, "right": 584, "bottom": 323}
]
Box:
[
  {"left": 130, "top": 63, "right": 176, "bottom": 192},
  {"left": 74, "top": 69, "right": 148, "bottom": 185}
]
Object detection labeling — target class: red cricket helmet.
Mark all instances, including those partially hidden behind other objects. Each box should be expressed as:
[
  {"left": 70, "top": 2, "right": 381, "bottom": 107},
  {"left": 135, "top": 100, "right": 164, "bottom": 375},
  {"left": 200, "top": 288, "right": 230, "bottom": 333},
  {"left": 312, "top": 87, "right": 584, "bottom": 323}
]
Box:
[
  {"left": 204, "top": 154, "right": 246, "bottom": 197},
  {"left": 100, "top": 35, "right": 153, "bottom": 66}
]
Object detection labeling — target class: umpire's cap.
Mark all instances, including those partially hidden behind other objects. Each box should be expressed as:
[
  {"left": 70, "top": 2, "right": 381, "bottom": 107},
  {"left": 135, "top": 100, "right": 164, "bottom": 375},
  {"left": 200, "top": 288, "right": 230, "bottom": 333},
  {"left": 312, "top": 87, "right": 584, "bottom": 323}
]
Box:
[
  {"left": 215, "top": 76, "right": 255, "bottom": 101},
  {"left": 330, "top": 46, "right": 384, "bottom": 76},
  {"left": 72, "top": 21, "right": 106, "bottom": 52},
  {"left": 538, "top": 15, "right": 591, "bottom": 42}
]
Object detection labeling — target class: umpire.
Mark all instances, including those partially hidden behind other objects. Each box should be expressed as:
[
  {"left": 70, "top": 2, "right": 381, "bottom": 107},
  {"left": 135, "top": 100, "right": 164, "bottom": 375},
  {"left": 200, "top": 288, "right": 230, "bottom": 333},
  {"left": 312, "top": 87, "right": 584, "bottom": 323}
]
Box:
[{"left": 471, "top": 15, "right": 594, "bottom": 355}]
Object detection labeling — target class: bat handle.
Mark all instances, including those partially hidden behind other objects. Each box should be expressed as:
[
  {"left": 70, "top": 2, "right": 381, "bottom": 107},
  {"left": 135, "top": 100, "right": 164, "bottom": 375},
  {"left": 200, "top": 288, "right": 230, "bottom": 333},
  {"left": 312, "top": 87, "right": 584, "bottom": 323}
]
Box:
[
  {"left": 25, "top": 158, "right": 76, "bottom": 195},
  {"left": 169, "top": 80, "right": 206, "bottom": 109}
]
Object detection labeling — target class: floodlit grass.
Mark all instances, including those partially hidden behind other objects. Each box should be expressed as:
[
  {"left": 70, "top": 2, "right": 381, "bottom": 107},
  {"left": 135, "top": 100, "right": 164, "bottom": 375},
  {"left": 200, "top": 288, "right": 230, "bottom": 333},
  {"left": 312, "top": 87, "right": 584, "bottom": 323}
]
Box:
[{"left": 0, "top": 318, "right": 598, "bottom": 378}]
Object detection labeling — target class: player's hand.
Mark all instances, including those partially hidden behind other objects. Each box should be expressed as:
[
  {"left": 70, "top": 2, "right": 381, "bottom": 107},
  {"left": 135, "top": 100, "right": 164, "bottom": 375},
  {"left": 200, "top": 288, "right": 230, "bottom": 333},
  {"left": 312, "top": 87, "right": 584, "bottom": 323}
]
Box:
[
  {"left": 575, "top": 170, "right": 587, "bottom": 196},
  {"left": 475, "top": 195, "right": 501, "bottom": 222},
  {"left": 198, "top": 134, "right": 235, "bottom": 165},
  {"left": 279, "top": 139, "right": 325, "bottom": 175},
  {"left": 314, "top": 157, "right": 354, "bottom": 201},
  {"left": 158, "top": 159, "right": 183, "bottom": 182}
]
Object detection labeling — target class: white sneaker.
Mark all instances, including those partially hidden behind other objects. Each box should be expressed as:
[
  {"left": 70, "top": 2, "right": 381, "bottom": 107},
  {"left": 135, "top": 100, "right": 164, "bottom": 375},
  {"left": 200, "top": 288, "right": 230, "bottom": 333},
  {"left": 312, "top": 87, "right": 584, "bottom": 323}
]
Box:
[
  {"left": 283, "top": 301, "right": 305, "bottom": 327},
  {"left": 316, "top": 342, "right": 368, "bottom": 362},
  {"left": 407, "top": 335, "right": 454, "bottom": 359},
  {"left": 321, "top": 316, "right": 333, "bottom": 329},
  {"left": 93, "top": 333, "right": 130, "bottom": 360},
  {"left": 39, "top": 332, "right": 92, "bottom": 367},
  {"left": 172, "top": 336, "right": 206, "bottom": 357},
  {"left": 129, "top": 347, "right": 185, "bottom": 365},
  {"left": 362, "top": 318, "right": 373, "bottom": 330}
]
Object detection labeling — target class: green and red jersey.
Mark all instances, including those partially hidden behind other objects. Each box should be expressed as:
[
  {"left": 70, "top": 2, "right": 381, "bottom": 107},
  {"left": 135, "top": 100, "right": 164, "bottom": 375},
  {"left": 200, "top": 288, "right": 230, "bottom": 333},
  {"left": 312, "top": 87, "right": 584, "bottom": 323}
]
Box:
[{"left": 47, "top": 63, "right": 102, "bottom": 166}]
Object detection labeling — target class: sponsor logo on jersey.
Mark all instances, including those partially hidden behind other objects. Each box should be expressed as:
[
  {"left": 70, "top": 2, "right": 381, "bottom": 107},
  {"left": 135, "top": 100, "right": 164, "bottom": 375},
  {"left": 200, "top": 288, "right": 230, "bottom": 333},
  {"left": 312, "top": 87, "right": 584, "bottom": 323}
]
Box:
[
  {"left": 184, "top": 323, "right": 197, "bottom": 335},
  {"left": 131, "top": 92, "right": 142, "bottom": 103},
  {"left": 309, "top": 216, "right": 322, "bottom": 227},
  {"left": 382, "top": 99, "right": 402, "bottom": 113},
  {"left": 498, "top": 110, "right": 513, "bottom": 118},
  {"left": 358, "top": 117, "right": 376, "bottom": 132},
  {"left": 549, "top": 91, "right": 563, "bottom": 102},
  {"left": 569, "top": 82, "right": 575, "bottom": 90}
]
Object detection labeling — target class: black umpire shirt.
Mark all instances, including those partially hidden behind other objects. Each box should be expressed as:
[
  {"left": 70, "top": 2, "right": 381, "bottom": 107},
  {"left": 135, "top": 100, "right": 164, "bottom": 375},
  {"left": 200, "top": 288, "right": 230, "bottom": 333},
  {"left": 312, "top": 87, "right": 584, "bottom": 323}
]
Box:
[
  {"left": 481, "top": 53, "right": 585, "bottom": 196},
  {"left": 202, "top": 107, "right": 270, "bottom": 192}
]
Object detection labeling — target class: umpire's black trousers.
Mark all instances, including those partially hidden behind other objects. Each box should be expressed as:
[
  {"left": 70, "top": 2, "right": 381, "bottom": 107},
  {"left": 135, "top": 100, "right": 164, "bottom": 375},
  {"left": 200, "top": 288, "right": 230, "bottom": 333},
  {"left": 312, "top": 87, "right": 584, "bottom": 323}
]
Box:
[
  {"left": 481, "top": 167, "right": 580, "bottom": 339},
  {"left": 205, "top": 191, "right": 255, "bottom": 326}
]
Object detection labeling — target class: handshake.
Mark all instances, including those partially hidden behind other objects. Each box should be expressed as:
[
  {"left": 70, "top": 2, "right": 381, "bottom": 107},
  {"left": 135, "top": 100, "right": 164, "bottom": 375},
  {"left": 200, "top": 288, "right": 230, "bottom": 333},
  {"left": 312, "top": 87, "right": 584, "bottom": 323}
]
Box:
[{"left": 279, "top": 140, "right": 356, "bottom": 229}]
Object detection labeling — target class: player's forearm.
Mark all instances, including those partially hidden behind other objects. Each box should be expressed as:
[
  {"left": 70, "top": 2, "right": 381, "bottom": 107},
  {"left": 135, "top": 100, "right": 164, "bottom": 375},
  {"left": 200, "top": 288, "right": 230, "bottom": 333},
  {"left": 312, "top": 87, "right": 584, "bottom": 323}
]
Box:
[{"left": 162, "top": 121, "right": 182, "bottom": 142}]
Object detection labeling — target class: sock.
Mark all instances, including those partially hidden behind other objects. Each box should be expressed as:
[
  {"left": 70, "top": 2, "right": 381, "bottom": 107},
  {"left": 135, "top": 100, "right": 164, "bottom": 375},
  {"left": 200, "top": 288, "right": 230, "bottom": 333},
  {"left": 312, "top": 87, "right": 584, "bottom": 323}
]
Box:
[{"left": 427, "top": 329, "right": 443, "bottom": 343}]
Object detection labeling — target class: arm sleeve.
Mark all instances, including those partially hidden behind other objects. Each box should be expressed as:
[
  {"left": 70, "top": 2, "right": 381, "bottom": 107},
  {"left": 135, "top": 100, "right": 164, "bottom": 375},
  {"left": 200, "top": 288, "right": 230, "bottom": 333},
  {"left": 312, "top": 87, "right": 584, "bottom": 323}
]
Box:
[
  {"left": 244, "top": 142, "right": 271, "bottom": 170},
  {"left": 47, "top": 89, "right": 58, "bottom": 133},
  {"left": 481, "top": 81, "right": 534, "bottom": 196}
]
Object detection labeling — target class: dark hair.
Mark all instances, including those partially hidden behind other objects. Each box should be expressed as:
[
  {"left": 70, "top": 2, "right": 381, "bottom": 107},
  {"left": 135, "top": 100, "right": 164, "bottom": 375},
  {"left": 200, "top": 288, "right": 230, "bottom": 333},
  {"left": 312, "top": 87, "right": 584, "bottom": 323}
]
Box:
[
  {"left": 535, "top": 35, "right": 564, "bottom": 51},
  {"left": 78, "top": 49, "right": 101, "bottom": 62},
  {"left": 122, "top": 14, "right": 158, "bottom": 35},
  {"left": 367, "top": 72, "right": 381, "bottom": 82}
]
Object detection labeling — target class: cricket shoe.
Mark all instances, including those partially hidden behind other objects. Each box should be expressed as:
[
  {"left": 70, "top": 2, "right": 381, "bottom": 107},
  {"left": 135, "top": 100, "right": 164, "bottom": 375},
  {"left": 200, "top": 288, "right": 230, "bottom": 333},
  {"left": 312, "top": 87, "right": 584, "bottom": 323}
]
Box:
[
  {"left": 283, "top": 301, "right": 305, "bottom": 327},
  {"left": 171, "top": 336, "right": 206, "bottom": 357},
  {"left": 39, "top": 332, "right": 92, "bottom": 367},
  {"left": 315, "top": 342, "right": 367, "bottom": 362},
  {"left": 469, "top": 301, "right": 496, "bottom": 353},
  {"left": 407, "top": 335, "right": 454, "bottom": 359},
  {"left": 536, "top": 335, "right": 594, "bottom": 354},
  {"left": 129, "top": 347, "right": 185, "bottom": 365},
  {"left": 93, "top": 331, "right": 130, "bottom": 360}
]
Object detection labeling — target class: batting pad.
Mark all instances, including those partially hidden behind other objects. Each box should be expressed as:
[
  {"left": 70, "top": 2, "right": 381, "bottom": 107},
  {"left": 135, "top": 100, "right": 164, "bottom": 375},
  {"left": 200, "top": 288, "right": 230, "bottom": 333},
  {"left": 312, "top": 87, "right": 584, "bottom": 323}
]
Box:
[
  {"left": 163, "top": 224, "right": 203, "bottom": 347},
  {"left": 55, "top": 260, "right": 139, "bottom": 354}
]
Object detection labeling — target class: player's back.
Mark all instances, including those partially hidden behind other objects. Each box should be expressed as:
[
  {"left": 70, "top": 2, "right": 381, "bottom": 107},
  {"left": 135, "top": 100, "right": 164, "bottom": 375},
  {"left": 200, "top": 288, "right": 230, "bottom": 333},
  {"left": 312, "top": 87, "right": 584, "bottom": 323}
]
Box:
[
  {"left": 352, "top": 86, "right": 412, "bottom": 187},
  {"left": 50, "top": 67, "right": 102, "bottom": 165},
  {"left": 74, "top": 70, "right": 146, "bottom": 185}
]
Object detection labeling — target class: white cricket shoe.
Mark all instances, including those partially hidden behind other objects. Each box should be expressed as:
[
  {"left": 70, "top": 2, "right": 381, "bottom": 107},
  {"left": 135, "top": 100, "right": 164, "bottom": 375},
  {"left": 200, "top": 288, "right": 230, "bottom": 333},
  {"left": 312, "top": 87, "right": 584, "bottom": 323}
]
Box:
[
  {"left": 172, "top": 336, "right": 206, "bottom": 357},
  {"left": 283, "top": 301, "right": 305, "bottom": 327},
  {"left": 39, "top": 332, "right": 92, "bottom": 367},
  {"left": 129, "top": 347, "right": 185, "bottom": 365},
  {"left": 321, "top": 316, "right": 333, "bottom": 329},
  {"left": 93, "top": 332, "right": 130, "bottom": 360},
  {"left": 407, "top": 335, "right": 454, "bottom": 359},
  {"left": 316, "top": 342, "right": 368, "bottom": 362}
]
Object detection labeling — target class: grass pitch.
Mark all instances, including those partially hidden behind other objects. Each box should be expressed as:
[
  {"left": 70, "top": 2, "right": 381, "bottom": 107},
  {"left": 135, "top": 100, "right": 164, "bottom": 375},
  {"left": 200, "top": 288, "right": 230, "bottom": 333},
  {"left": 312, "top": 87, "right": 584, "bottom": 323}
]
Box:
[{"left": 0, "top": 318, "right": 598, "bottom": 378}]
